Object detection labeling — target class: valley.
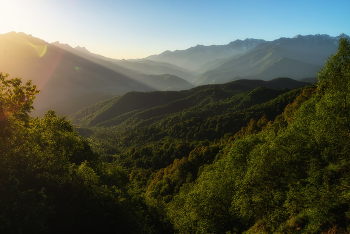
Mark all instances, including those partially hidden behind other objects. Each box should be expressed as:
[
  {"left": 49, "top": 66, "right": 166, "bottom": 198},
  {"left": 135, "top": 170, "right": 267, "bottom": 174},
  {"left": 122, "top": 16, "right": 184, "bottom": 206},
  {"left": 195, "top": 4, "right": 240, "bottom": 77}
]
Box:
[{"left": 0, "top": 32, "right": 349, "bottom": 233}]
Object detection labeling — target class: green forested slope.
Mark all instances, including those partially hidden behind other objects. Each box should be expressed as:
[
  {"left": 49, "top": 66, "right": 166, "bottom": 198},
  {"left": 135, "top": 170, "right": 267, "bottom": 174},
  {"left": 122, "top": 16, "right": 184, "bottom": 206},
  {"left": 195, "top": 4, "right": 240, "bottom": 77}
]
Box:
[
  {"left": 70, "top": 77, "right": 311, "bottom": 128},
  {"left": 70, "top": 78, "right": 312, "bottom": 162},
  {"left": 167, "top": 38, "right": 350, "bottom": 233}
]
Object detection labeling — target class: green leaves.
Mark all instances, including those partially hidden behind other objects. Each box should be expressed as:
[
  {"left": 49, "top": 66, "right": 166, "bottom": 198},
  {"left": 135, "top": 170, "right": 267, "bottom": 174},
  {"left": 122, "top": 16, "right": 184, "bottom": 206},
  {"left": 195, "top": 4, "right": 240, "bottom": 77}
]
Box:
[
  {"left": 165, "top": 39, "right": 350, "bottom": 233},
  {"left": 0, "top": 72, "right": 39, "bottom": 121},
  {"left": 318, "top": 38, "right": 350, "bottom": 94},
  {"left": 0, "top": 74, "right": 156, "bottom": 233}
]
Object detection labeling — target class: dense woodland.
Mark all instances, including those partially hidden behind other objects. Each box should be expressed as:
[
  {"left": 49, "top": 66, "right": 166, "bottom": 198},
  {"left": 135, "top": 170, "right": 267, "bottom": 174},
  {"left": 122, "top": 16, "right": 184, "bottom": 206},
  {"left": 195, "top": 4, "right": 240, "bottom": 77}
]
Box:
[{"left": 0, "top": 38, "right": 349, "bottom": 233}]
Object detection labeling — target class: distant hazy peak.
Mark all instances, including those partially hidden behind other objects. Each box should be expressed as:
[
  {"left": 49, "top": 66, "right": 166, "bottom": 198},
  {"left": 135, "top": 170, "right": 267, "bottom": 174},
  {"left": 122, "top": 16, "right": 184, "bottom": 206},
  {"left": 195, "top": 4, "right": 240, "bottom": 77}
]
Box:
[
  {"left": 51, "top": 41, "right": 73, "bottom": 49},
  {"left": 291, "top": 33, "right": 349, "bottom": 41},
  {"left": 1, "top": 31, "right": 48, "bottom": 45},
  {"left": 148, "top": 38, "right": 266, "bottom": 61},
  {"left": 226, "top": 38, "right": 266, "bottom": 50},
  {"left": 164, "top": 38, "right": 266, "bottom": 53},
  {"left": 160, "top": 50, "right": 172, "bottom": 55},
  {"left": 149, "top": 34, "right": 349, "bottom": 58},
  {"left": 51, "top": 41, "right": 90, "bottom": 52},
  {"left": 74, "top": 46, "right": 90, "bottom": 53},
  {"left": 228, "top": 38, "right": 266, "bottom": 43},
  {"left": 338, "top": 33, "right": 348, "bottom": 38},
  {"left": 271, "top": 33, "right": 349, "bottom": 47}
]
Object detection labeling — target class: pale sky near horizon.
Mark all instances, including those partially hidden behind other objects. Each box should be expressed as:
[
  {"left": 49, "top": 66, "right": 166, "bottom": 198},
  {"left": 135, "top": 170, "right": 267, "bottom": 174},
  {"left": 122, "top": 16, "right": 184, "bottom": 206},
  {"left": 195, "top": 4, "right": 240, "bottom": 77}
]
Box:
[{"left": 1, "top": 0, "right": 349, "bottom": 59}]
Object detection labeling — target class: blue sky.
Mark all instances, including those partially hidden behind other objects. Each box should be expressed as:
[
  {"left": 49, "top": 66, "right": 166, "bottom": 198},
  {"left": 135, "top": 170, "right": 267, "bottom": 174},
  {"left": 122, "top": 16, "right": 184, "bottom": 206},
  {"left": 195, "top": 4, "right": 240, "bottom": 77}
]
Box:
[{"left": 1, "top": 0, "right": 349, "bottom": 59}]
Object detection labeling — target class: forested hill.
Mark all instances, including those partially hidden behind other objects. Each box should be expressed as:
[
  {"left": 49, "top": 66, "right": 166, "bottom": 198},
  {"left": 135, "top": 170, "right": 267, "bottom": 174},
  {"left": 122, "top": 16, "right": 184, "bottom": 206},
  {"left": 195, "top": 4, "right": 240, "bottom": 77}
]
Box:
[
  {"left": 70, "top": 77, "right": 314, "bottom": 172},
  {"left": 70, "top": 77, "right": 312, "bottom": 127}
]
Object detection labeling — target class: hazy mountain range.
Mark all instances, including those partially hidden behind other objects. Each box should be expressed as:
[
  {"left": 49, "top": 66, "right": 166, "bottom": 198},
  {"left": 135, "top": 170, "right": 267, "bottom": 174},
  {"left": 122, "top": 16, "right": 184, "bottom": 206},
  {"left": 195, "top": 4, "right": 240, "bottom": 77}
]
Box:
[
  {"left": 147, "top": 33, "right": 349, "bottom": 85},
  {"left": 52, "top": 42, "right": 198, "bottom": 82},
  {"left": 0, "top": 32, "right": 348, "bottom": 116},
  {"left": 146, "top": 38, "right": 265, "bottom": 71},
  {"left": 0, "top": 32, "right": 194, "bottom": 116}
]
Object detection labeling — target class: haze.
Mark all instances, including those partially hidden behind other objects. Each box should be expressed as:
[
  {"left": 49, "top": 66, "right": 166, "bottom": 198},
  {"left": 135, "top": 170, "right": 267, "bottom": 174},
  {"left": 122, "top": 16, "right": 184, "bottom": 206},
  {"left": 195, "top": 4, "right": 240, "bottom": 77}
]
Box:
[{"left": 0, "top": 0, "right": 349, "bottom": 59}]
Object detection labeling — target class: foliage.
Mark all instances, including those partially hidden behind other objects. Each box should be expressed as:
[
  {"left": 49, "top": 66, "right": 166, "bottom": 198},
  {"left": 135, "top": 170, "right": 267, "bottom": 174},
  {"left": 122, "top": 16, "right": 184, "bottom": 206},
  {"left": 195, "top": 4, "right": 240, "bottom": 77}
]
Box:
[
  {"left": 0, "top": 72, "right": 39, "bottom": 121},
  {"left": 0, "top": 74, "right": 164, "bottom": 233},
  {"left": 167, "top": 38, "right": 350, "bottom": 233}
]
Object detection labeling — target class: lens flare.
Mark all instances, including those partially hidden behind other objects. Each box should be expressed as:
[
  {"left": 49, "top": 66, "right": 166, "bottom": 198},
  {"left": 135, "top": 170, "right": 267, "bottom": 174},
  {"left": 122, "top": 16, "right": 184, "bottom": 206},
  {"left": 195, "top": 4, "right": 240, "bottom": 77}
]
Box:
[
  {"left": 75, "top": 67, "right": 83, "bottom": 73},
  {"left": 37, "top": 48, "right": 63, "bottom": 89},
  {"left": 20, "top": 37, "right": 48, "bottom": 58},
  {"left": 28, "top": 42, "right": 47, "bottom": 57}
]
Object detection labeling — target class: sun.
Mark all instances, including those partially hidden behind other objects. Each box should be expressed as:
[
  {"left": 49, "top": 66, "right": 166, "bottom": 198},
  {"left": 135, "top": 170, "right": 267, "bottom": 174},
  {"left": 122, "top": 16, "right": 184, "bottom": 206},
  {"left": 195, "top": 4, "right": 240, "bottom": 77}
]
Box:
[
  {"left": 0, "top": 0, "right": 48, "bottom": 35},
  {"left": 0, "top": 0, "right": 26, "bottom": 32}
]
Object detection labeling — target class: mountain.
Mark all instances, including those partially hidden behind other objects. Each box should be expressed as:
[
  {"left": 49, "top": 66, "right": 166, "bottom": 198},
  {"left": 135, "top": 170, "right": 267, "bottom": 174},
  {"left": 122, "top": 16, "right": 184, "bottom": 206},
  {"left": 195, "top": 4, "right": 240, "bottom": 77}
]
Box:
[
  {"left": 194, "top": 55, "right": 237, "bottom": 74},
  {"left": 0, "top": 32, "right": 193, "bottom": 116},
  {"left": 252, "top": 33, "right": 349, "bottom": 65},
  {"left": 231, "top": 77, "right": 314, "bottom": 90},
  {"left": 138, "top": 74, "right": 194, "bottom": 91},
  {"left": 2, "top": 32, "right": 347, "bottom": 115},
  {"left": 50, "top": 40, "right": 197, "bottom": 85},
  {"left": 298, "top": 77, "right": 318, "bottom": 83},
  {"left": 70, "top": 78, "right": 312, "bottom": 128},
  {"left": 146, "top": 38, "right": 266, "bottom": 71},
  {"left": 193, "top": 34, "right": 349, "bottom": 85},
  {"left": 52, "top": 42, "right": 198, "bottom": 82},
  {"left": 112, "top": 59, "right": 198, "bottom": 82},
  {"left": 30, "top": 92, "right": 117, "bottom": 117}
]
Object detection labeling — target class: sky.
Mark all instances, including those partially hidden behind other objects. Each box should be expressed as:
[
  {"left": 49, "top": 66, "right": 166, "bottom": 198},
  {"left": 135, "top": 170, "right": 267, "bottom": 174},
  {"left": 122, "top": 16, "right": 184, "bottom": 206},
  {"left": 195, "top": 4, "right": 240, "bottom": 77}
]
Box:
[{"left": 1, "top": 0, "right": 349, "bottom": 59}]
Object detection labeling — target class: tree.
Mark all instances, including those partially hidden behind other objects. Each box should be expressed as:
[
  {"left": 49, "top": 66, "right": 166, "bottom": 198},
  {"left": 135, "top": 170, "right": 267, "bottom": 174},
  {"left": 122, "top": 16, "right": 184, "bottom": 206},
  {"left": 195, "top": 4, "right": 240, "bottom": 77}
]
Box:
[
  {"left": 318, "top": 38, "right": 350, "bottom": 93},
  {"left": 0, "top": 74, "right": 146, "bottom": 233},
  {"left": 0, "top": 72, "right": 39, "bottom": 121},
  {"left": 318, "top": 38, "right": 350, "bottom": 137}
]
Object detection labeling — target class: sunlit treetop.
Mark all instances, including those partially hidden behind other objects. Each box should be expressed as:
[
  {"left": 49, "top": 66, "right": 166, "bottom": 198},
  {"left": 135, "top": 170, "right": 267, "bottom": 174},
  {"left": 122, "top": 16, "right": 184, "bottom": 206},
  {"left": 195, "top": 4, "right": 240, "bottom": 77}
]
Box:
[{"left": 0, "top": 72, "right": 39, "bottom": 120}]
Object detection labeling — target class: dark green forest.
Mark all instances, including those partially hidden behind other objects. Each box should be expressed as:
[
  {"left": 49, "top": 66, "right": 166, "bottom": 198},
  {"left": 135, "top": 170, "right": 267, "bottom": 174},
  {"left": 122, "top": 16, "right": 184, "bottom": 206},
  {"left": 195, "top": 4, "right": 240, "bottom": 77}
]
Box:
[{"left": 0, "top": 38, "right": 349, "bottom": 233}]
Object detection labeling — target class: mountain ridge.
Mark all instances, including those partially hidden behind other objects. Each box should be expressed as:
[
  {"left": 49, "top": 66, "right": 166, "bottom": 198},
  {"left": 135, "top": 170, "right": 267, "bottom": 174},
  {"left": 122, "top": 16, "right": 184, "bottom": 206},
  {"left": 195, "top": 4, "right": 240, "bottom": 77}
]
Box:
[
  {"left": 192, "top": 34, "right": 349, "bottom": 85},
  {"left": 70, "top": 77, "right": 312, "bottom": 128},
  {"left": 0, "top": 32, "right": 194, "bottom": 117},
  {"left": 146, "top": 33, "right": 349, "bottom": 72}
]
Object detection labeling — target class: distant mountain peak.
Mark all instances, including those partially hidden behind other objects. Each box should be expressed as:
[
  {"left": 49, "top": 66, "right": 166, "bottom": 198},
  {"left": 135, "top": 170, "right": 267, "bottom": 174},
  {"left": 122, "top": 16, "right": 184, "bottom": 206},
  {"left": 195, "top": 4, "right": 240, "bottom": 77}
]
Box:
[
  {"left": 226, "top": 38, "right": 266, "bottom": 51},
  {"left": 337, "top": 33, "right": 349, "bottom": 38},
  {"left": 293, "top": 34, "right": 331, "bottom": 39},
  {"left": 291, "top": 33, "right": 349, "bottom": 40},
  {"left": 228, "top": 38, "right": 265, "bottom": 44},
  {"left": 273, "top": 34, "right": 350, "bottom": 48},
  {"left": 51, "top": 41, "right": 74, "bottom": 50},
  {"left": 1, "top": 31, "right": 47, "bottom": 45},
  {"left": 74, "top": 46, "right": 90, "bottom": 53},
  {"left": 51, "top": 42, "right": 93, "bottom": 55}
]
